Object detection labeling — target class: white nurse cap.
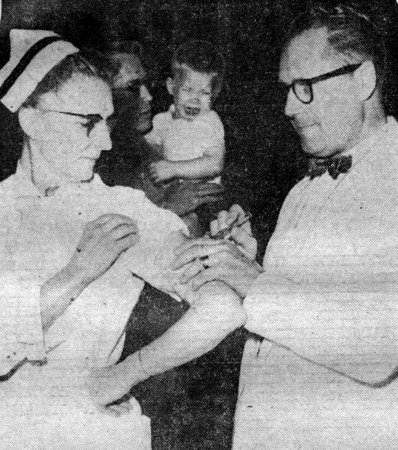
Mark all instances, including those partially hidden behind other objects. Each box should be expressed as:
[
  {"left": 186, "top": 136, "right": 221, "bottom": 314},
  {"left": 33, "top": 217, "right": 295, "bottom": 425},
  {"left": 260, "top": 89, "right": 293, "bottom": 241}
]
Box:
[{"left": 0, "top": 29, "right": 79, "bottom": 112}]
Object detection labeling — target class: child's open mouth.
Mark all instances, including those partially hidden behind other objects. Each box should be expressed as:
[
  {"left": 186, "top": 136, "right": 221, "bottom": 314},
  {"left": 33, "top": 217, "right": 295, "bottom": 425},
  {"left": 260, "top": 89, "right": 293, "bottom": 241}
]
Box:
[{"left": 184, "top": 106, "right": 200, "bottom": 117}]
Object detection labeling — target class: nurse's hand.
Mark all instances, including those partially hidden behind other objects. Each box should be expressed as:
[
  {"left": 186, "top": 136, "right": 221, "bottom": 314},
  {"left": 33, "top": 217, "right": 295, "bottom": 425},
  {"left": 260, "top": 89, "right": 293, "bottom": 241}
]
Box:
[
  {"left": 87, "top": 363, "right": 132, "bottom": 409},
  {"left": 88, "top": 353, "right": 146, "bottom": 408},
  {"left": 96, "top": 398, "right": 138, "bottom": 418},
  {"left": 69, "top": 214, "right": 139, "bottom": 284}
]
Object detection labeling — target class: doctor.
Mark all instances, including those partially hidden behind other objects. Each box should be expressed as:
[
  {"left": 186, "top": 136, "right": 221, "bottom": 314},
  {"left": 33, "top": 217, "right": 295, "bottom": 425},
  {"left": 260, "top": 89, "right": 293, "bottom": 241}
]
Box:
[{"left": 174, "top": 4, "right": 398, "bottom": 448}]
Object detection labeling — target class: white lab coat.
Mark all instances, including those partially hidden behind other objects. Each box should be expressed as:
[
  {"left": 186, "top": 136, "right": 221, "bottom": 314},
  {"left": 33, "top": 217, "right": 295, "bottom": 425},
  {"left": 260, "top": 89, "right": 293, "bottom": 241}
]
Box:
[{"left": 234, "top": 117, "right": 398, "bottom": 449}]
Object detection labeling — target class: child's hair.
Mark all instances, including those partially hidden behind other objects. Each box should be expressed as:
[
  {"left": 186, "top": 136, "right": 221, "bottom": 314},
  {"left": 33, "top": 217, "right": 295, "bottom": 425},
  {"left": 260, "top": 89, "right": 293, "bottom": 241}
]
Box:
[{"left": 172, "top": 40, "right": 225, "bottom": 98}]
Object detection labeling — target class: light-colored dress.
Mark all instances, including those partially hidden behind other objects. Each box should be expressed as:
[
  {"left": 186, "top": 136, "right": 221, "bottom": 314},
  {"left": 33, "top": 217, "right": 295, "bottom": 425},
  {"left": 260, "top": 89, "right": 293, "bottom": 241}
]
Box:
[
  {"left": 145, "top": 105, "right": 224, "bottom": 183},
  {"left": 234, "top": 117, "right": 398, "bottom": 449},
  {"left": 0, "top": 165, "right": 187, "bottom": 449}
]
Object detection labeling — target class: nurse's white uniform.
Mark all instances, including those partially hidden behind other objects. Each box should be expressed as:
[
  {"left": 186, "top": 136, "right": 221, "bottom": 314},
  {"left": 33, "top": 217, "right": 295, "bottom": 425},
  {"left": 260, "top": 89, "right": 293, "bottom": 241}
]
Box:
[{"left": 0, "top": 166, "right": 188, "bottom": 449}]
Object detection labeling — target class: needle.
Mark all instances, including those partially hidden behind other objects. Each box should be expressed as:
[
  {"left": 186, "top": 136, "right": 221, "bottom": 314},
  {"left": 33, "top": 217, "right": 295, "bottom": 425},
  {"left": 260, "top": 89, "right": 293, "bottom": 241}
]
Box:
[{"left": 212, "top": 212, "right": 252, "bottom": 240}]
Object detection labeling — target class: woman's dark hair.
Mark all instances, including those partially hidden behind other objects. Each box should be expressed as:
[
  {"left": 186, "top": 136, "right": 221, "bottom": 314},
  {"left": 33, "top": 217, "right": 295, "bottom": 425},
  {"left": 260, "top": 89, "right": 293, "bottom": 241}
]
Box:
[
  {"left": 22, "top": 49, "right": 116, "bottom": 108},
  {"left": 103, "top": 40, "right": 143, "bottom": 58},
  {"left": 284, "top": 3, "right": 387, "bottom": 93}
]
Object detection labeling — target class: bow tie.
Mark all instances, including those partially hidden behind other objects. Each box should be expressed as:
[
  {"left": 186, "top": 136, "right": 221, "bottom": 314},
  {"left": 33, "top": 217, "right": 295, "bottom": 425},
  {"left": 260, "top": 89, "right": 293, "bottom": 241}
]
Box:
[{"left": 306, "top": 155, "right": 352, "bottom": 180}]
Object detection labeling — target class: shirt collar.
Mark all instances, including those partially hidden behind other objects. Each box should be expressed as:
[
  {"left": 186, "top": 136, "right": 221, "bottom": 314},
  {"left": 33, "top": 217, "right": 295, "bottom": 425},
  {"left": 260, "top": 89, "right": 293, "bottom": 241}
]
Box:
[
  {"left": 12, "top": 162, "right": 43, "bottom": 197},
  {"left": 12, "top": 161, "right": 104, "bottom": 198},
  {"left": 345, "top": 116, "right": 395, "bottom": 168}
]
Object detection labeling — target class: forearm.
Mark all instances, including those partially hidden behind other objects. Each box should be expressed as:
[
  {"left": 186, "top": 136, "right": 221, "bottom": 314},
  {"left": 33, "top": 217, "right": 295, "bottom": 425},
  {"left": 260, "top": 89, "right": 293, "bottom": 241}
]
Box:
[
  {"left": 40, "top": 263, "right": 90, "bottom": 332},
  {"left": 168, "top": 155, "right": 223, "bottom": 179},
  {"left": 244, "top": 273, "right": 398, "bottom": 383},
  {"left": 119, "top": 281, "right": 246, "bottom": 387}
]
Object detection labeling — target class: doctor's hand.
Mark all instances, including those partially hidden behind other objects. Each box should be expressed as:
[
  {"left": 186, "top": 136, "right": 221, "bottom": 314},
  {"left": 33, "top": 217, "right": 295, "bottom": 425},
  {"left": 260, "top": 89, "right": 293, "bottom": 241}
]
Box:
[
  {"left": 69, "top": 214, "right": 139, "bottom": 285},
  {"left": 172, "top": 238, "right": 262, "bottom": 298},
  {"left": 210, "top": 204, "right": 257, "bottom": 260}
]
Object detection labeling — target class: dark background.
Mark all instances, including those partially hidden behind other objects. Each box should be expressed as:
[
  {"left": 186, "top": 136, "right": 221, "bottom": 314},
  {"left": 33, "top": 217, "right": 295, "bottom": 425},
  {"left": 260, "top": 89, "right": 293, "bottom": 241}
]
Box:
[{"left": 1, "top": 0, "right": 397, "bottom": 240}]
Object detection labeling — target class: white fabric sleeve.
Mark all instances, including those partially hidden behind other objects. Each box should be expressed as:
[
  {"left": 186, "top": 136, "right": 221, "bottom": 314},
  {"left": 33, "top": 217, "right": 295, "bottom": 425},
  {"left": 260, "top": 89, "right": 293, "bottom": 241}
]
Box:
[
  {"left": 117, "top": 192, "right": 193, "bottom": 301},
  {"left": 0, "top": 271, "right": 45, "bottom": 375},
  {"left": 195, "top": 111, "right": 225, "bottom": 157},
  {"left": 244, "top": 265, "right": 398, "bottom": 384},
  {"left": 207, "top": 111, "right": 225, "bottom": 142}
]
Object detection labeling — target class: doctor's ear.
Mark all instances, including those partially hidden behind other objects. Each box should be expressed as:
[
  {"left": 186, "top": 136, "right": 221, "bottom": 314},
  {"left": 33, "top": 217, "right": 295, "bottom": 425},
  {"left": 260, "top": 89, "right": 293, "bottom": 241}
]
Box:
[
  {"left": 355, "top": 60, "right": 377, "bottom": 101},
  {"left": 18, "top": 107, "right": 47, "bottom": 138}
]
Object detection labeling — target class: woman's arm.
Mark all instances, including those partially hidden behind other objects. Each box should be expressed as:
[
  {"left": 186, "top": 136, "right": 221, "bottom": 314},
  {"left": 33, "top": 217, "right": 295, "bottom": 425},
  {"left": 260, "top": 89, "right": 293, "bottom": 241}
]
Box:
[
  {"left": 88, "top": 280, "right": 246, "bottom": 406},
  {"left": 40, "top": 262, "right": 92, "bottom": 332},
  {"left": 88, "top": 206, "right": 253, "bottom": 406},
  {"left": 41, "top": 214, "right": 139, "bottom": 332}
]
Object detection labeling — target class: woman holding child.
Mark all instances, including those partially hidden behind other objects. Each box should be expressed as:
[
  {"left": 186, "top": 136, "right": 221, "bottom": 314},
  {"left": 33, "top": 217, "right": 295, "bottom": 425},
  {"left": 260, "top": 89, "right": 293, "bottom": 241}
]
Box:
[{"left": 0, "top": 29, "right": 247, "bottom": 448}]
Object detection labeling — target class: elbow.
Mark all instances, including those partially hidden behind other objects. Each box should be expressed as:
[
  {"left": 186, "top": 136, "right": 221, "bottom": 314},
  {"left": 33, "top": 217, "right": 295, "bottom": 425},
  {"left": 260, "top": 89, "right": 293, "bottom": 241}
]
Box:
[
  {"left": 213, "top": 158, "right": 224, "bottom": 176},
  {"left": 215, "top": 294, "right": 247, "bottom": 333},
  {"left": 204, "top": 154, "right": 223, "bottom": 177},
  {"left": 197, "top": 281, "right": 247, "bottom": 333}
]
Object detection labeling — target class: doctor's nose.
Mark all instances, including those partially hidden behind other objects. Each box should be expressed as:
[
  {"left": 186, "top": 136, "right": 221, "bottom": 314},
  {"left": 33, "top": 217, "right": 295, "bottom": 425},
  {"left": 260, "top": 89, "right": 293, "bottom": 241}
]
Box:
[{"left": 284, "top": 86, "right": 305, "bottom": 118}]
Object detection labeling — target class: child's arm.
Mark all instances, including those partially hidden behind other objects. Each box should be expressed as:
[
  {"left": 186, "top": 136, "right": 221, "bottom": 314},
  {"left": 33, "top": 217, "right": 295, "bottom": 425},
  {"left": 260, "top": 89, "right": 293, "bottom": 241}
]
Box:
[{"left": 149, "top": 142, "right": 225, "bottom": 183}]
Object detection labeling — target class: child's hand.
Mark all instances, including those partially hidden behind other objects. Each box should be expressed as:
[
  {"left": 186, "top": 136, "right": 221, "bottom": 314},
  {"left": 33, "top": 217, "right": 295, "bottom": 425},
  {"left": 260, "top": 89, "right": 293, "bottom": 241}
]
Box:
[{"left": 148, "top": 160, "right": 176, "bottom": 183}]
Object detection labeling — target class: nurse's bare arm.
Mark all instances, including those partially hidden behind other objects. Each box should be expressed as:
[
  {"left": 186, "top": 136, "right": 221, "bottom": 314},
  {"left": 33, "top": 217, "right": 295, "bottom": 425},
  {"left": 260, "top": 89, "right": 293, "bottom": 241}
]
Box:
[
  {"left": 88, "top": 282, "right": 246, "bottom": 406},
  {"left": 40, "top": 214, "right": 139, "bottom": 332},
  {"left": 87, "top": 223, "right": 246, "bottom": 406}
]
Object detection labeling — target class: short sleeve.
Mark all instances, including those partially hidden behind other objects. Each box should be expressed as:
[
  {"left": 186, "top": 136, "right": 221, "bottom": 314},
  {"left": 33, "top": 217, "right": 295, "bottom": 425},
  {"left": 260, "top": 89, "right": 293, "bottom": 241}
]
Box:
[
  {"left": 206, "top": 111, "right": 225, "bottom": 142},
  {"left": 192, "top": 111, "right": 225, "bottom": 158},
  {"left": 112, "top": 188, "right": 190, "bottom": 298}
]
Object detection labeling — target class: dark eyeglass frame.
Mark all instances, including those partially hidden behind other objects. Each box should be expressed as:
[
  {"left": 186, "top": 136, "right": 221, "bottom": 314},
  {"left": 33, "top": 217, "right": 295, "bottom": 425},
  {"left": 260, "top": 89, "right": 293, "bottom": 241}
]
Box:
[
  {"left": 40, "top": 109, "right": 116, "bottom": 136},
  {"left": 281, "top": 63, "right": 362, "bottom": 105}
]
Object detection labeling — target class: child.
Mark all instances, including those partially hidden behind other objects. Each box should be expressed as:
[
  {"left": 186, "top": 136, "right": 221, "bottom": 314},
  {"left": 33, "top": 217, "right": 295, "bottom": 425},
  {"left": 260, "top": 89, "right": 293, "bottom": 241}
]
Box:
[{"left": 146, "top": 40, "right": 225, "bottom": 185}]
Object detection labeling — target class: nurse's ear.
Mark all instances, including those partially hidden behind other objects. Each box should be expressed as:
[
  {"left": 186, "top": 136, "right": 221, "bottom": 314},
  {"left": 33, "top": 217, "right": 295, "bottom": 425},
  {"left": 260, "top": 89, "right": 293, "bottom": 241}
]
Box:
[{"left": 18, "top": 106, "right": 47, "bottom": 139}]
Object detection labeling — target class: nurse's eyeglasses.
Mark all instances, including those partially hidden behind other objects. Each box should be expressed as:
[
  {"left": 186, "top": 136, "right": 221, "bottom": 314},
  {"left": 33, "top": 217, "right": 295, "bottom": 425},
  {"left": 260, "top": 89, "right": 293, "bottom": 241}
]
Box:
[{"left": 39, "top": 110, "right": 116, "bottom": 136}]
